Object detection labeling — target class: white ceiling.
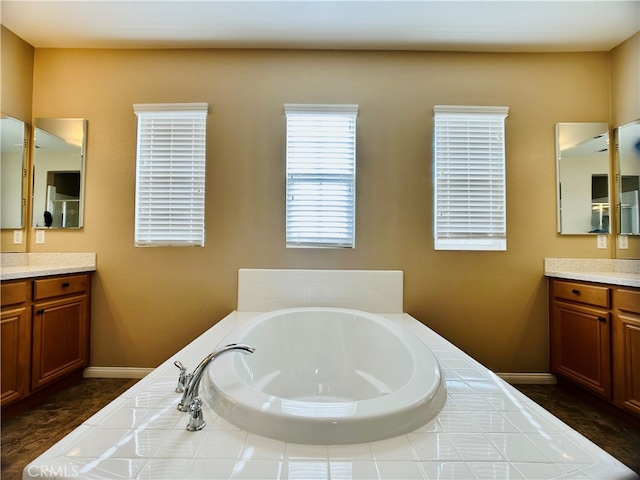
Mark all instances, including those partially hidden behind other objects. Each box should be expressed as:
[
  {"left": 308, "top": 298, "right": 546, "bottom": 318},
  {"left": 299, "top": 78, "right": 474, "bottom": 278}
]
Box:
[{"left": 1, "top": 1, "right": 639, "bottom": 52}]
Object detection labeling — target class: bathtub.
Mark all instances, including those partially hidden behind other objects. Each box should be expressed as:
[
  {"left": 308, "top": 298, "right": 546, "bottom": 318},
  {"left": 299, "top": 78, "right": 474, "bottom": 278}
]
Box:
[
  {"left": 204, "top": 307, "right": 446, "bottom": 445},
  {"left": 23, "top": 309, "right": 638, "bottom": 479}
]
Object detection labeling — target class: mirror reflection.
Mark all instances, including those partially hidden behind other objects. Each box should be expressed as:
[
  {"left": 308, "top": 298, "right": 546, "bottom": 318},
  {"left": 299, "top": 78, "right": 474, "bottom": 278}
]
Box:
[
  {"left": 556, "top": 122, "right": 610, "bottom": 234},
  {"left": 616, "top": 120, "right": 640, "bottom": 235},
  {"left": 32, "top": 118, "right": 87, "bottom": 229},
  {"left": 1, "top": 115, "right": 27, "bottom": 229}
]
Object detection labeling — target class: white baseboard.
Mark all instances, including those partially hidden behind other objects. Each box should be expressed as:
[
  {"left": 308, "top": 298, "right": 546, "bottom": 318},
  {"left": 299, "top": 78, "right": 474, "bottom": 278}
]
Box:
[
  {"left": 497, "top": 373, "right": 557, "bottom": 385},
  {"left": 83, "top": 367, "right": 154, "bottom": 379}
]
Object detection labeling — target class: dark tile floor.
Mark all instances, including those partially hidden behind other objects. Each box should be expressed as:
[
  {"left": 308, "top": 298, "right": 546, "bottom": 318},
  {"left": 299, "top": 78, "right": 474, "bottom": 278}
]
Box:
[
  {"left": 1, "top": 379, "right": 639, "bottom": 479},
  {"left": 1, "top": 378, "right": 138, "bottom": 480},
  {"left": 515, "top": 383, "right": 640, "bottom": 475}
]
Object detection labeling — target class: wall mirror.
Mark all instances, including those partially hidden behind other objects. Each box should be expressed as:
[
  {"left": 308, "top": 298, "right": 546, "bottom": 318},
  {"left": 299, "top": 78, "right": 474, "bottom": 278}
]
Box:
[
  {"left": 556, "top": 122, "right": 610, "bottom": 234},
  {"left": 615, "top": 120, "right": 640, "bottom": 235},
  {"left": 32, "top": 118, "right": 87, "bottom": 229},
  {"left": 1, "top": 115, "right": 27, "bottom": 229}
]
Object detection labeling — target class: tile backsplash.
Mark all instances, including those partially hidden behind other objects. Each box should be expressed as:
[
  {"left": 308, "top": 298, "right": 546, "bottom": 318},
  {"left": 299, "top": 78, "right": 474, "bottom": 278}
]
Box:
[
  {"left": 544, "top": 258, "right": 640, "bottom": 274},
  {"left": 0, "top": 252, "right": 96, "bottom": 268},
  {"left": 237, "top": 269, "right": 403, "bottom": 313}
]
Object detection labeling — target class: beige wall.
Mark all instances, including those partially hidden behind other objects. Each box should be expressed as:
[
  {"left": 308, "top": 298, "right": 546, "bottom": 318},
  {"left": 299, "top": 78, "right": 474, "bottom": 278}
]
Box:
[
  {"left": 611, "top": 32, "right": 640, "bottom": 259},
  {"left": 611, "top": 32, "right": 639, "bottom": 127},
  {"left": 1, "top": 26, "right": 34, "bottom": 253},
  {"left": 1, "top": 26, "right": 33, "bottom": 122},
  {"left": 27, "top": 48, "right": 612, "bottom": 372}
]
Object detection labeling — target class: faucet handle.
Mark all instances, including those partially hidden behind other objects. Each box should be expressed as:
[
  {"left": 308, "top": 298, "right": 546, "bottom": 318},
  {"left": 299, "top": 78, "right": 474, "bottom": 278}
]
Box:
[
  {"left": 173, "top": 360, "right": 190, "bottom": 393},
  {"left": 186, "top": 397, "right": 206, "bottom": 431}
]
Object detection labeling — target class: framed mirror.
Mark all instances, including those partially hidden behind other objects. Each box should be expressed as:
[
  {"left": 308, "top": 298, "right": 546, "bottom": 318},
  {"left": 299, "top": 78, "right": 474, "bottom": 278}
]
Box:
[
  {"left": 555, "top": 122, "right": 610, "bottom": 234},
  {"left": 1, "top": 115, "right": 27, "bottom": 229},
  {"left": 32, "top": 118, "right": 87, "bottom": 229},
  {"left": 615, "top": 120, "right": 640, "bottom": 235}
]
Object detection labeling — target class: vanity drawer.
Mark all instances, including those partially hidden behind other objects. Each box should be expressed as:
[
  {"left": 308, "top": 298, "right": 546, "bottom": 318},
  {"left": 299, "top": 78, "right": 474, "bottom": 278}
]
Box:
[
  {"left": 1, "top": 281, "right": 29, "bottom": 307},
  {"left": 552, "top": 280, "right": 610, "bottom": 308},
  {"left": 616, "top": 288, "right": 640, "bottom": 314},
  {"left": 34, "top": 274, "right": 89, "bottom": 300}
]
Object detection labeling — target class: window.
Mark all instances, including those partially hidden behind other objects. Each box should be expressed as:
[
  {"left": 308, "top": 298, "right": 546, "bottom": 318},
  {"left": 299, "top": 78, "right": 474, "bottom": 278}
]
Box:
[
  {"left": 285, "top": 104, "right": 358, "bottom": 248},
  {"left": 433, "top": 105, "right": 509, "bottom": 251},
  {"left": 133, "top": 103, "right": 208, "bottom": 247}
]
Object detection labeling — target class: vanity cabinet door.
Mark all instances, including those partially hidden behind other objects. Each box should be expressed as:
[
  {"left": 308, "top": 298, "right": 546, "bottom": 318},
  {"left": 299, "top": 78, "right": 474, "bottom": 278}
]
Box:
[
  {"left": 613, "top": 288, "right": 640, "bottom": 417},
  {"left": 1, "top": 280, "right": 32, "bottom": 407},
  {"left": 550, "top": 300, "right": 612, "bottom": 399},
  {"left": 1, "top": 305, "right": 31, "bottom": 406},
  {"left": 31, "top": 294, "right": 90, "bottom": 391}
]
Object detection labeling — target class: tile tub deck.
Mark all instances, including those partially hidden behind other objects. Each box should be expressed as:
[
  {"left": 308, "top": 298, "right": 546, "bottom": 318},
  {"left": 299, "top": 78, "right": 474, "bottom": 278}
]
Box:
[{"left": 24, "top": 311, "right": 638, "bottom": 479}]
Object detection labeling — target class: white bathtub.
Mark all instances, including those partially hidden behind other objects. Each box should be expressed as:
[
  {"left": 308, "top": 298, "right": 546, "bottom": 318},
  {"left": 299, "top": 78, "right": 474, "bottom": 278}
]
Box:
[
  {"left": 23, "top": 310, "right": 639, "bottom": 479},
  {"left": 204, "top": 307, "right": 446, "bottom": 445}
]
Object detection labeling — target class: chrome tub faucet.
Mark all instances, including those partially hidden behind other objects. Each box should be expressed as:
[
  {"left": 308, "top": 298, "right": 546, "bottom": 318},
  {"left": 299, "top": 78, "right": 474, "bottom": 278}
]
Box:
[{"left": 174, "top": 343, "right": 255, "bottom": 431}]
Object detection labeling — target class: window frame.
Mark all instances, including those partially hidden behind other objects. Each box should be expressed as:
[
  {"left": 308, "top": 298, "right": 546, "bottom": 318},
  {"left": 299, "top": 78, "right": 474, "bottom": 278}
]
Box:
[
  {"left": 133, "top": 102, "right": 209, "bottom": 247},
  {"left": 433, "top": 105, "right": 509, "bottom": 251},
  {"left": 284, "top": 103, "right": 358, "bottom": 249}
]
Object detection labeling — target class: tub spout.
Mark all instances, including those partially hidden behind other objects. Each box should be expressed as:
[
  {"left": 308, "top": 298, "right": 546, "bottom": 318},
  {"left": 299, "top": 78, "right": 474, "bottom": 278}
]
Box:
[{"left": 176, "top": 343, "right": 255, "bottom": 431}]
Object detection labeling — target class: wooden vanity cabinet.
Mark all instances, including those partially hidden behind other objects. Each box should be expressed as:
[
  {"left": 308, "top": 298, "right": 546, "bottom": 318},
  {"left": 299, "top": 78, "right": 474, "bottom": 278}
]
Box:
[
  {"left": 549, "top": 279, "right": 612, "bottom": 399},
  {"left": 549, "top": 278, "right": 640, "bottom": 418},
  {"left": 612, "top": 287, "right": 640, "bottom": 417},
  {"left": 0, "top": 273, "right": 91, "bottom": 411},
  {"left": 31, "top": 274, "right": 91, "bottom": 391}
]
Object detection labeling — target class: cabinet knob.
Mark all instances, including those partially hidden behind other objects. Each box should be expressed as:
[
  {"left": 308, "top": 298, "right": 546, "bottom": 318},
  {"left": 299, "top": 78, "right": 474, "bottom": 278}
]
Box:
[
  {"left": 36, "top": 309, "right": 44, "bottom": 315},
  {"left": 598, "top": 316, "right": 607, "bottom": 323},
  {"left": 571, "top": 289, "right": 580, "bottom": 295},
  {"left": 61, "top": 282, "right": 70, "bottom": 288}
]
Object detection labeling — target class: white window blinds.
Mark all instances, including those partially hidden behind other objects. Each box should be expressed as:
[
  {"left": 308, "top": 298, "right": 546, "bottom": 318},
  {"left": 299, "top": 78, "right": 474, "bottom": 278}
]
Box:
[
  {"left": 285, "top": 104, "right": 358, "bottom": 248},
  {"left": 433, "top": 105, "right": 509, "bottom": 251},
  {"left": 133, "top": 103, "right": 208, "bottom": 247}
]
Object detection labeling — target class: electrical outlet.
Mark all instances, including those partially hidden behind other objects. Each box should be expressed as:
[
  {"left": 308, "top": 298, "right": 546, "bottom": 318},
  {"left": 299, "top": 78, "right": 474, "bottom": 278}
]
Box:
[
  {"left": 35, "top": 229, "right": 46, "bottom": 244},
  {"left": 597, "top": 234, "right": 607, "bottom": 249},
  {"left": 12, "top": 230, "right": 23, "bottom": 244},
  {"left": 618, "top": 235, "right": 629, "bottom": 250}
]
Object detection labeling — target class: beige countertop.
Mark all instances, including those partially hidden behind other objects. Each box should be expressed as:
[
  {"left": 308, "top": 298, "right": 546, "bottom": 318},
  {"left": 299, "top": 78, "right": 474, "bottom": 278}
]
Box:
[
  {"left": 0, "top": 253, "right": 96, "bottom": 281},
  {"left": 544, "top": 258, "right": 640, "bottom": 288}
]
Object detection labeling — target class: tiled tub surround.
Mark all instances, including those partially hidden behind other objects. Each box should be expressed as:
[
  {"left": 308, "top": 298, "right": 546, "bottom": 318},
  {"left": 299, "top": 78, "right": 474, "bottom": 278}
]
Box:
[
  {"left": 24, "top": 269, "right": 639, "bottom": 479},
  {"left": 24, "top": 313, "right": 638, "bottom": 479},
  {"left": 544, "top": 258, "right": 640, "bottom": 287},
  {"left": 0, "top": 253, "right": 96, "bottom": 280},
  {"left": 237, "top": 269, "right": 404, "bottom": 313}
]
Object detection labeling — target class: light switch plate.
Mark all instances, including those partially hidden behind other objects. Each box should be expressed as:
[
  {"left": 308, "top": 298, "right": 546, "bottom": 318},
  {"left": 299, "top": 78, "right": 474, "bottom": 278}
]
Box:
[
  {"left": 12, "top": 230, "right": 23, "bottom": 244},
  {"left": 597, "top": 234, "right": 607, "bottom": 249},
  {"left": 618, "top": 235, "right": 629, "bottom": 249},
  {"left": 35, "top": 229, "right": 45, "bottom": 244}
]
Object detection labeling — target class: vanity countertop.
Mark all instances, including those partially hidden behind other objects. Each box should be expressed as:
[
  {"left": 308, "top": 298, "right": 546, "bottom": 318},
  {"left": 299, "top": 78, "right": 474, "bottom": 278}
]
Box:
[
  {"left": 0, "top": 253, "right": 96, "bottom": 281},
  {"left": 544, "top": 258, "right": 640, "bottom": 288}
]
